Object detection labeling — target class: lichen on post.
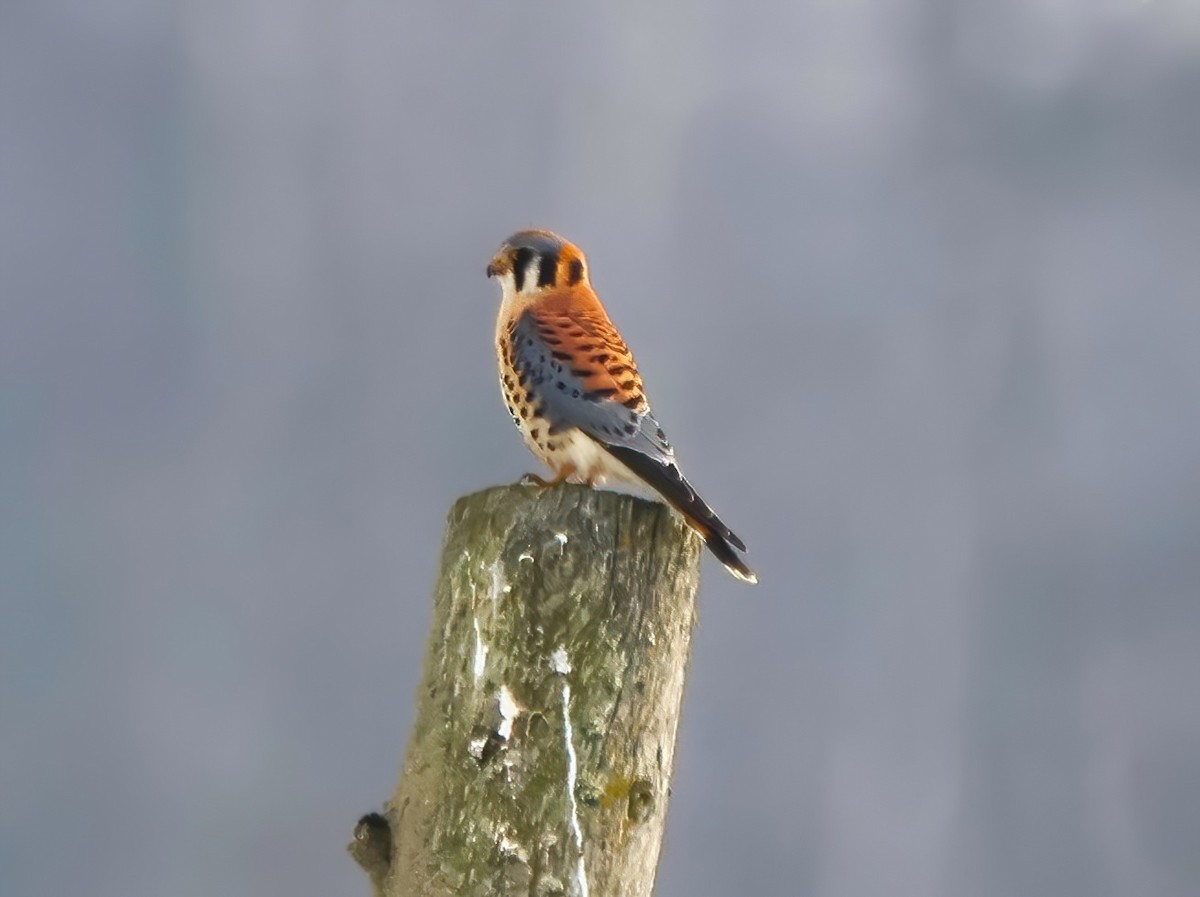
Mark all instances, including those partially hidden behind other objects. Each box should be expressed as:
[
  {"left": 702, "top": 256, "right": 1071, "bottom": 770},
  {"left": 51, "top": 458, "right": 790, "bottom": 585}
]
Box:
[{"left": 349, "top": 483, "right": 702, "bottom": 897}]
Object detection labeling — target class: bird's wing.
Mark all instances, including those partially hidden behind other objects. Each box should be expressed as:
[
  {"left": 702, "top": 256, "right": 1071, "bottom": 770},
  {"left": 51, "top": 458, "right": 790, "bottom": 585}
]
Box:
[
  {"left": 508, "top": 304, "right": 750, "bottom": 566},
  {"left": 508, "top": 306, "right": 674, "bottom": 462}
]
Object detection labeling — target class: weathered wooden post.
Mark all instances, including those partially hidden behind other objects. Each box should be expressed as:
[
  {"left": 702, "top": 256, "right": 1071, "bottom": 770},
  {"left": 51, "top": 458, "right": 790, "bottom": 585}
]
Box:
[{"left": 349, "top": 483, "right": 702, "bottom": 897}]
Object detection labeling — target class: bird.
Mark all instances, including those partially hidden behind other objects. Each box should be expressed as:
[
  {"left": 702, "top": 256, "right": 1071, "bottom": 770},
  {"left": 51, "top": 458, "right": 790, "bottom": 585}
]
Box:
[{"left": 487, "top": 228, "right": 757, "bottom": 584}]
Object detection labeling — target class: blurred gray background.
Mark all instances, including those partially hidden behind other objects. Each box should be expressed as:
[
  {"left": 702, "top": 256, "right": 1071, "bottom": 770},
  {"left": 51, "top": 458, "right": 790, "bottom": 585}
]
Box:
[{"left": 3, "top": 2, "right": 1199, "bottom": 896}]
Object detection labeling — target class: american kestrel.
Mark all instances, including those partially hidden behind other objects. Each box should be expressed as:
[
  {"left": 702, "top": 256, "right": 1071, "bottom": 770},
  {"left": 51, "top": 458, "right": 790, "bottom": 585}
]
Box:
[{"left": 487, "top": 229, "right": 757, "bottom": 584}]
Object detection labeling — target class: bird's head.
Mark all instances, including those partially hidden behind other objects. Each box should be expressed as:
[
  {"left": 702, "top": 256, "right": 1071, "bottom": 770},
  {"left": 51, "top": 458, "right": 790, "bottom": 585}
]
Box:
[{"left": 487, "top": 229, "right": 589, "bottom": 299}]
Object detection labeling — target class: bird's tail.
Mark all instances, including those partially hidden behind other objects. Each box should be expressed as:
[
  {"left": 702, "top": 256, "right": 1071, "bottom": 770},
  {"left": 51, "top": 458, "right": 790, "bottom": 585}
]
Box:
[{"left": 602, "top": 444, "right": 758, "bottom": 584}]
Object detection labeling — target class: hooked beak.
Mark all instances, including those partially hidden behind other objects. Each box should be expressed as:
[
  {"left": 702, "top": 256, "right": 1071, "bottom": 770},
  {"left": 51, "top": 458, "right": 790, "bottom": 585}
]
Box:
[{"left": 486, "top": 261, "right": 499, "bottom": 278}]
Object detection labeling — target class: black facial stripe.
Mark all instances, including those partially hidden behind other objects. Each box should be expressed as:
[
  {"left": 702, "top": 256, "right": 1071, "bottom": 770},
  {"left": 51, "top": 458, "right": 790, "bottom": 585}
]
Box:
[
  {"left": 513, "top": 247, "right": 534, "bottom": 292},
  {"left": 537, "top": 249, "right": 559, "bottom": 287},
  {"left": 567, "top": 258, "right": 584, "bottom": 285}
]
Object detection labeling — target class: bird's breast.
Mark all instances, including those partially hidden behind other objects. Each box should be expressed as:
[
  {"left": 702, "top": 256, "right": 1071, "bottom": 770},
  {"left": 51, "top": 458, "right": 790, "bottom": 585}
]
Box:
[
  {"left": 497, "top": 334, "right": 553, "bottom": 460},
  {"left": 496, "top": 330, "right": 634, "bottom": 485}
]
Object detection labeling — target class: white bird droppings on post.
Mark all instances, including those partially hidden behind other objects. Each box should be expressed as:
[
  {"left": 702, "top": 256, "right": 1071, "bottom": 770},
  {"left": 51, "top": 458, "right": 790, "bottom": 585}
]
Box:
[
  {"left": 467, "top": 735, "right": 487, "bottom": 759},
  {"left": 497, "top": 685, "right": 519, "bottom": 741},
  {"left": 472, "top": 617, "right": 487, "bottom": 681},
  {"left": 468, "top": 686, "right": 521, "bottom": 759},
  {"left": 551, "top": 646, "right": 572, "bottom": 675},
  {"left": 552, "top": 648, "right": 588, "bottom": 897},
  {"left": 487, "top": 560, "right": 511, "bottom": 599}
]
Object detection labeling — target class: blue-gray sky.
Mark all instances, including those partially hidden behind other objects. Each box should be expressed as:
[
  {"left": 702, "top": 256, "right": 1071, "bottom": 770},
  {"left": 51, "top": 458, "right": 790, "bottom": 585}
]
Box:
[{"left": 3, "top": 2, "right": 1199, "bottom": 896}]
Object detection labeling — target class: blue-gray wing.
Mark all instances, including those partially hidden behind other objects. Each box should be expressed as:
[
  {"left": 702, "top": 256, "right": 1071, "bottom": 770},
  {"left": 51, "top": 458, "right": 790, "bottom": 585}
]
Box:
[
  {"left": 508, "top": 306, "right": 755, "bottom": 580},
  {"left": 509, "top": 308, "right": 674, "bottom": 463}
]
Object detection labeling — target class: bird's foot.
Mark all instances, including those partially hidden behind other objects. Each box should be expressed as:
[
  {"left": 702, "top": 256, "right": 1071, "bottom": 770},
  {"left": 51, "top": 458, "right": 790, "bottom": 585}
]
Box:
[{"left": 519, "top": 465, "right": 576, "bottom": 489}]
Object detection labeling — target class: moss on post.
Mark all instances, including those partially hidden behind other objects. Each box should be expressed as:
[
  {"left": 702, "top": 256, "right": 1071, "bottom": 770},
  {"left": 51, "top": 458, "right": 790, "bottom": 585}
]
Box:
[{"left": 351, "top": 484, "right": 702, "bottom": 897}]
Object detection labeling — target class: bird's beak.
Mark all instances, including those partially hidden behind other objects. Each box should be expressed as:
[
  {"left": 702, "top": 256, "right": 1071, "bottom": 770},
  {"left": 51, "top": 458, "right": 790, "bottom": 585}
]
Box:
[{"left": 486, "top": 261, "right": 499, "bottom": 278}]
